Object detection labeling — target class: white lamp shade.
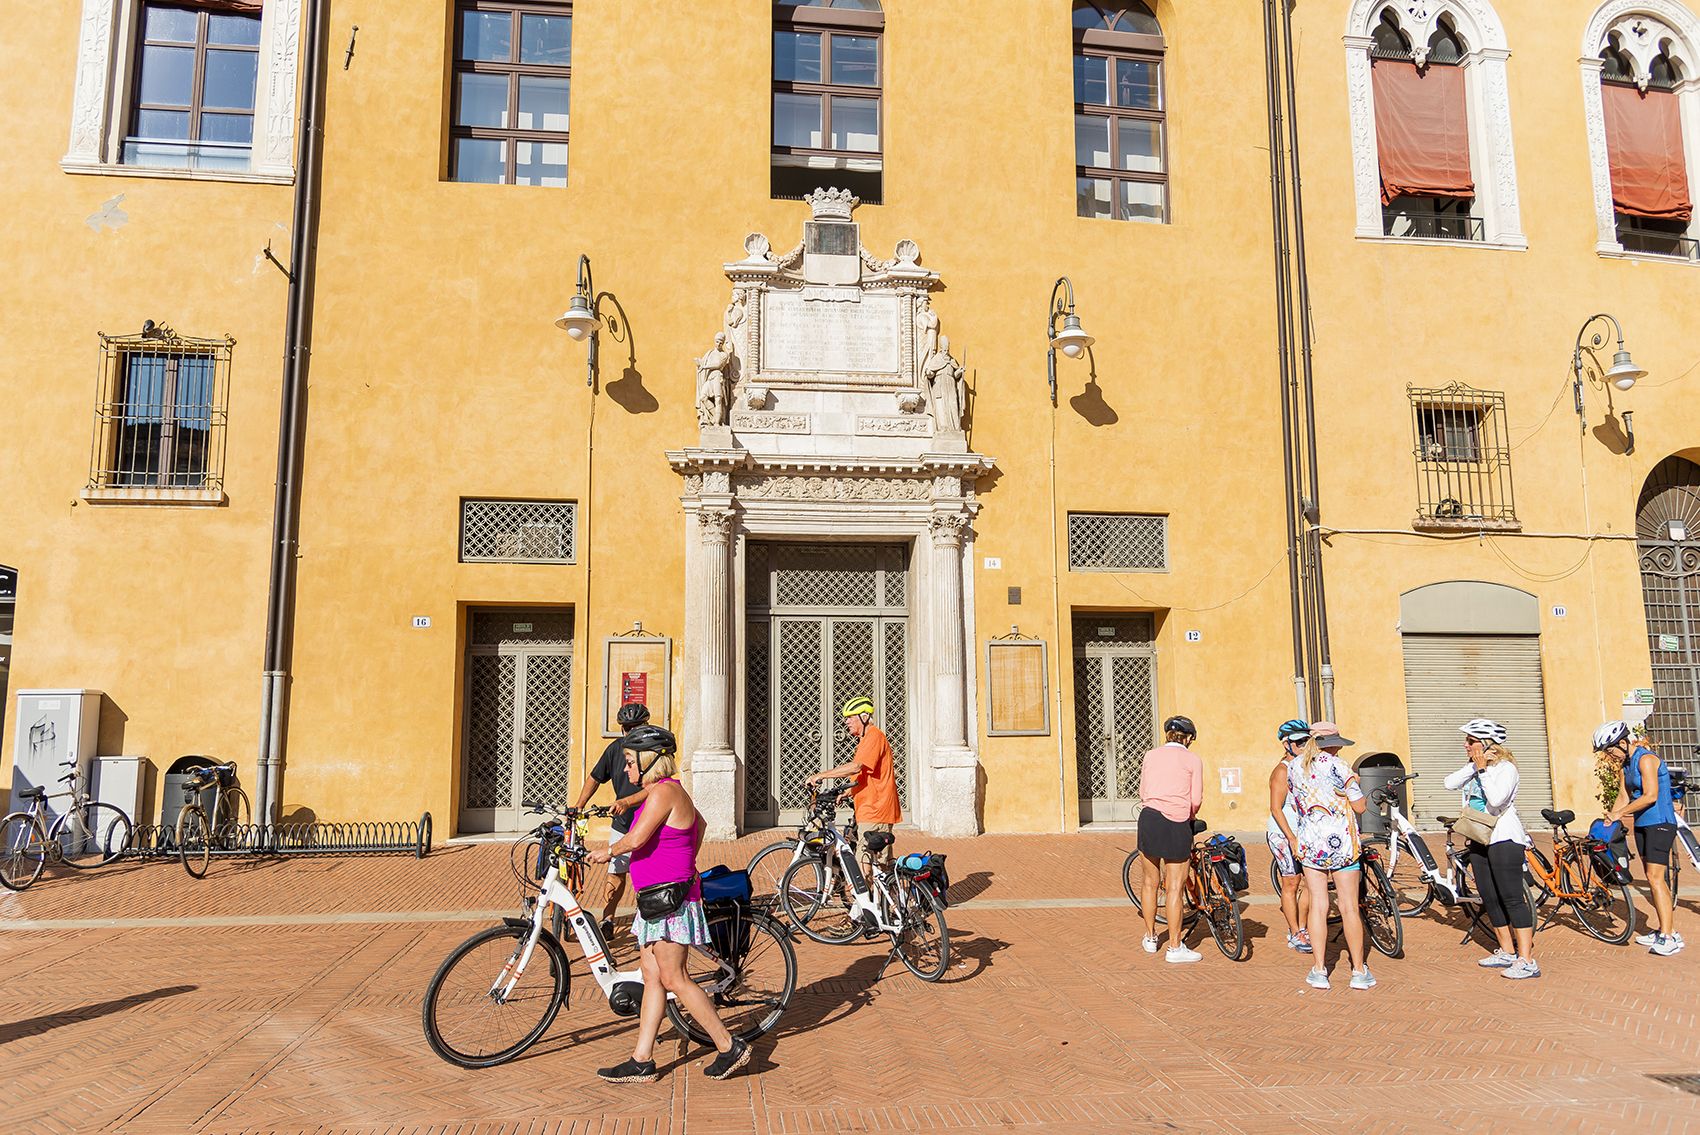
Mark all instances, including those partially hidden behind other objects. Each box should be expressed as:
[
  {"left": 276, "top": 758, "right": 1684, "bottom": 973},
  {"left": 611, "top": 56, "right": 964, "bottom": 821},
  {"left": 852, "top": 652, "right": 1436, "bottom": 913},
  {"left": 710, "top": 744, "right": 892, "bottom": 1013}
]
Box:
[
  {"left": 554, "top": 294, "right": 596, "bottom": 339},
  {"left": 1051, "top": 314, "right": 1094, "bottom": 359},
  {"left": 1607, "top": 349, "right": 1645, "bottom": 391}
]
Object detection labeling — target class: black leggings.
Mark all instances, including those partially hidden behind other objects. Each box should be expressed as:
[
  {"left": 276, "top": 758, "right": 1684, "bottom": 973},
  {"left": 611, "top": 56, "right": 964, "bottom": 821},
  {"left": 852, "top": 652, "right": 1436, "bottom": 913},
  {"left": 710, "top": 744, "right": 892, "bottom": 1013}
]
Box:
[{"left": 1469, "top": 840, "right": 1533, "bottom": 931}]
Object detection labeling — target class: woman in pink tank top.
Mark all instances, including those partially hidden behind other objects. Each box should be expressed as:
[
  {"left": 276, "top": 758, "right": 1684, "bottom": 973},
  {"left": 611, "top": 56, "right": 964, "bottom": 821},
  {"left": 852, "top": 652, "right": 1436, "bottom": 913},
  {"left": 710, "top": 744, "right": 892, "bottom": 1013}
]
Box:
[{"left": 589, "top": 726, "right": 753, "bottom": 1082}]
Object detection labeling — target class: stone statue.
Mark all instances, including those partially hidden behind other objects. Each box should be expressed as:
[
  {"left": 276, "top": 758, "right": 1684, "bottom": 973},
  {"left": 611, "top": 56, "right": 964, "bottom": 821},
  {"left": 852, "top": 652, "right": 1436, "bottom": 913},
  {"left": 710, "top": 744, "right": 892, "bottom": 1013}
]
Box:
[
  {"left": 724, "top": 290, "right": 747, "bottom": 330},
  {"left": 922, "top": 334, "right": 965, "bottom": 432},
  {"left": 915, "top": 302, "right": 940, "bottom": 368},
  {"left": 695, "top": 332, "right": 732, "bottom": 428}
]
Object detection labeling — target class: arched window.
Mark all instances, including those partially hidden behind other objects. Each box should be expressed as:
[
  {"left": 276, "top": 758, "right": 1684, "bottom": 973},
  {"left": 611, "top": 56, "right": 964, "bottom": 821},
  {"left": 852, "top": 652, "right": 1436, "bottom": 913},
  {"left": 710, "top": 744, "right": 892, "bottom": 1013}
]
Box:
[
  {"left": 1071, "top": 2, "right": 1167, "bottom": 223},
  {"left": 1583, "top": 7, "right": 1698, "bottom": 261},
  {"left": 772, "top": 0, "right": 884, "bottom": 203},
  {"left": 1343, "top": 1, "right": 1524, "bottom": 248}
]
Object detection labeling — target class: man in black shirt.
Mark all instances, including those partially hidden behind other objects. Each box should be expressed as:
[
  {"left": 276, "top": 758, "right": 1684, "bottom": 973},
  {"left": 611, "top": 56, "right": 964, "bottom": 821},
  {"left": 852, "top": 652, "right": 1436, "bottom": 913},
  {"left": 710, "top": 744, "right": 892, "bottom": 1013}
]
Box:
[{"left": 575, "top": 702, "right": 651, "bottom": 941}]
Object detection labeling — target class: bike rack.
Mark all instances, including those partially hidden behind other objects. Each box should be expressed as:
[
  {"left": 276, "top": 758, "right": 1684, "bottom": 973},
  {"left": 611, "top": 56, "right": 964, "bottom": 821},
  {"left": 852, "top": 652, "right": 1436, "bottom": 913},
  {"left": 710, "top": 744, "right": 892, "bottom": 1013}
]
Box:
[{"left": 127, "top": 812, "right": 433, "bottom": 860}]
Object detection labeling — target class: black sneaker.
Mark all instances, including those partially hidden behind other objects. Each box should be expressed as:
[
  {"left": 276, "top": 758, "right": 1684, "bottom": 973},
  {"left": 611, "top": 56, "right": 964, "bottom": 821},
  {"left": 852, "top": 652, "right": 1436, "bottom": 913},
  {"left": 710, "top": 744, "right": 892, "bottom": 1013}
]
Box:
[
  {"left": 704, "top": 1038, "right": 752, "bottom": 1080},
  {"left": 597, "top": 1057, "right": 658, "bottom": 1083},
  {"left": 599, "top": 917, "right": 617, "bottom": 943}
]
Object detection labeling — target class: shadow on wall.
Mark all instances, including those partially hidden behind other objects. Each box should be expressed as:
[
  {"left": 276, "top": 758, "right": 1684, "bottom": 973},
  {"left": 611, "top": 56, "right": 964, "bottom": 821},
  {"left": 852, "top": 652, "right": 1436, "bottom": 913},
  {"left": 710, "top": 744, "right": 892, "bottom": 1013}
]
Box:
[
  {"left": 593, "top": 291, "right": 659, "bottom": 415},
  {"left": 1068, "top": 352, "right": 1118, "bottom": 426}
]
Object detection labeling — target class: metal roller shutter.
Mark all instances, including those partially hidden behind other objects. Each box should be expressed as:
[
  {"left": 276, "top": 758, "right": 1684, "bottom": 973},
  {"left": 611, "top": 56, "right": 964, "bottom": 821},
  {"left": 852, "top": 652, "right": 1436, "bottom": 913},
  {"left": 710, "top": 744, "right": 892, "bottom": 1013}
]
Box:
[{"left": 1401, "top": 634, "right": 1555, "bottom": 824}]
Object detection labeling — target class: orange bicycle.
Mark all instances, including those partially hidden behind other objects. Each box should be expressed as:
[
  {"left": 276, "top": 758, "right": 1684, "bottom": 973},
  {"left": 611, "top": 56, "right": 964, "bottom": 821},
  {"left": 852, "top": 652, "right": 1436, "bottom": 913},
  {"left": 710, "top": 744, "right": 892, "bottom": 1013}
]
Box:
[
  {"left": 1523, "top": 807, "right": 1637, "bottom": 945},
  {"left": 1123, "top": 820, "right": 1247, "bottom": 960}
]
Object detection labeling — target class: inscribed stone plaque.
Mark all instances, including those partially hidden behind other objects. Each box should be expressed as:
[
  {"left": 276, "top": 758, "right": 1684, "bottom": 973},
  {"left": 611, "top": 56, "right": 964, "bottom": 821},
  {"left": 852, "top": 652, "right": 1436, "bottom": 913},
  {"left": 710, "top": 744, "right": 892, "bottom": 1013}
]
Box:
[{"left": 763, "top": 290, "right": 901, "bottom": 375}]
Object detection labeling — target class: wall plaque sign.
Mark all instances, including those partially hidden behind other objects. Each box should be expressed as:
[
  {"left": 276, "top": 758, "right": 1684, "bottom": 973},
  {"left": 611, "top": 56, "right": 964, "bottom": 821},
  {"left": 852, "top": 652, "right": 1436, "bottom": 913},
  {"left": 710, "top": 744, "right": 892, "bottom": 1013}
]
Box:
[{"left": 762, "top": 290, "right": 902, "bottom": 375}]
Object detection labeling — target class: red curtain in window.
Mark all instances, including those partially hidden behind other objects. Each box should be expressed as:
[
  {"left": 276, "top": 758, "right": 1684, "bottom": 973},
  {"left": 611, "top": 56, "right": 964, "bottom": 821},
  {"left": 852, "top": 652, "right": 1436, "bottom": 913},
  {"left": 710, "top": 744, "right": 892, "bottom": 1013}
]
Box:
[
  {"left": 1602, "top": 84, "right": 1693, "bottom": 221},
  {"left": 1372, "top": 59, "right": 1474, "bottom": 204}
]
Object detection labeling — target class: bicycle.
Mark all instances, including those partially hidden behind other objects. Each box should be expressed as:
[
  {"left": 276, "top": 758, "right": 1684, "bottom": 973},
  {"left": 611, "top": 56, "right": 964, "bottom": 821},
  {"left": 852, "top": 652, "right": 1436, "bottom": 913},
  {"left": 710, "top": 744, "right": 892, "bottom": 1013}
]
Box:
[
  {"left": 510, "top": 804, "right": 608, "bottom": 941},
  {"left": 1362, "top": 773, "right": 1467, "bottom": 915},
  {"left": 743, "top": 779, "right": 848, "bottom": 913},
  {"left": 0, "top": 758, "right": 134, "bottom": 891},
  {"left": 174, "top": 762, "right": 251, "bottom": 878},
  {"left": 1523, "top": 807, "right": 1637, "bottom": 944},
  {"left": 423, "top": 802, "right": 796, "bottom": 1069},
  {"left": 776, "top": 790, "right": 951, "bottom": 980},
  {"left": 1121, "top": 819, "right": 1247, "bottom": 961},
  {"left": 1264, "top": 840, "right": 1404, "bottom": 959}
]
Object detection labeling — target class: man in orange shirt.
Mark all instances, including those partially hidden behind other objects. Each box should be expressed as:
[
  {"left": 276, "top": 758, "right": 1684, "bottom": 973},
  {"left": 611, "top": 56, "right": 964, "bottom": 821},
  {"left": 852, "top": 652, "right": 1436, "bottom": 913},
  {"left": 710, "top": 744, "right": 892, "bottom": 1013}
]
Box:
[{"left": 807, "top": 695, "right": 901, "bottom": 866}]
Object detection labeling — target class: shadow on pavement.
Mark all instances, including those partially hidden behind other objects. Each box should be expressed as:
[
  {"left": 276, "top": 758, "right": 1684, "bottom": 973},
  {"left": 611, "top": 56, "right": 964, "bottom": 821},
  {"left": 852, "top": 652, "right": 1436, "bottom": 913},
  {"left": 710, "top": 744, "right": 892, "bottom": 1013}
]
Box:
[
  {"left": 947, "top": 870, "right": 993, "bottom": 905},
  {"left": 0, "top": 985, "right": 197, "bottom": 1044},
  {"left": 935, "top": 932, "right": 1010, "bottom": 984}
]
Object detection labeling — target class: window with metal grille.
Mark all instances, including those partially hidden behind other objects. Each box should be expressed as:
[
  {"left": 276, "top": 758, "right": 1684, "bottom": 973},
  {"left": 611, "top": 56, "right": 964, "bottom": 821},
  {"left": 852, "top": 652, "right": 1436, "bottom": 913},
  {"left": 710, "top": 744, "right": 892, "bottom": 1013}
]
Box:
[
  {"left": 1408, "top": 383, "right": 1517, "bottom": 528},
  {"left": 1067, "top": 514, "right": 1168, "bottom": 571},
  {"left": 461, "top": 500, "right": 577, "bottom": 563},
  {"left": 449, "top": 1, "right": 572, "bottom": 186},
  {"left": 89, "top": 326, "right": 231, "bottom": 493},
  {"left": 772, "top": 0, "right": 884, "bottom": 203},
  {"left": 1072, "top": 2, "right": 1167, "bottom": 223}
]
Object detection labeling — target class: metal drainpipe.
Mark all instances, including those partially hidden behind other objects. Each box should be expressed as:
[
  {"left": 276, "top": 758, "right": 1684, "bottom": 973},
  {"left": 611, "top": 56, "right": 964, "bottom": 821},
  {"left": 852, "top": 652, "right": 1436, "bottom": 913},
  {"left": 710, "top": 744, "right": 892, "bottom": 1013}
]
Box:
[
  {"left": 1263, "top": 0, "right": 1307, "bottom": 719},
  {"left": 1280, "top": 0, "right": 1335, "bottom": 720},
  {"left": 256, "top": 0, "right": 329, "bottom": 825}
]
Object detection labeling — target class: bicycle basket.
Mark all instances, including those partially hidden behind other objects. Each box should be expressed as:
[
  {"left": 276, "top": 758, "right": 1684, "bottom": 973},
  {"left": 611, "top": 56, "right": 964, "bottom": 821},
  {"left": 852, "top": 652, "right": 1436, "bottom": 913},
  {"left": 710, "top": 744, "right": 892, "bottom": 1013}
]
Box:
[{"left": 896, "top": 851, "right": 951, "bottom": 908}]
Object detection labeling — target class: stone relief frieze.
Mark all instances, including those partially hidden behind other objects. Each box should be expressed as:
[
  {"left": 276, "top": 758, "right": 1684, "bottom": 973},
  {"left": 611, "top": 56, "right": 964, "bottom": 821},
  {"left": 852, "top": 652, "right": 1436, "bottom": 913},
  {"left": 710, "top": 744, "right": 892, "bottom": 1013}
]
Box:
[
  {"left": 732, "top": 475, "right": 931, "bottom": 502},
  {"left": 857, "top": 416, "right": 933, "bottom": 437},
  {"left": 730, "top": 412, "right": 810, "bottom": 434}
]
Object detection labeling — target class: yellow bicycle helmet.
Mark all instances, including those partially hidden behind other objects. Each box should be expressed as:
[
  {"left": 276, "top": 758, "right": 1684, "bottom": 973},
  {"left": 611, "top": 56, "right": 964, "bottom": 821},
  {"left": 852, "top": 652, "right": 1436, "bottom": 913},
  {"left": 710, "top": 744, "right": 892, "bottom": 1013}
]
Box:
[{"left": 841, "top": 695, "right": 875, "bottom": 718}]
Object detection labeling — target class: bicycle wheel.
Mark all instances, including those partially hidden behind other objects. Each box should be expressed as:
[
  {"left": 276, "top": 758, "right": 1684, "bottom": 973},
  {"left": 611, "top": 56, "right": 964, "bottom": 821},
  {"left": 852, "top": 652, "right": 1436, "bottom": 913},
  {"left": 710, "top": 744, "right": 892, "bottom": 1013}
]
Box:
[
  {"left": 778, "top": 856, "right": 860, "bottom": 945},
  {"left": 1366, "top": 834, "right": 1434, "bottom": 916},
  {"left": 1201, "top": 874, "right": 1246, "bottom": 961},
  {"left": 1524, "top": 846, "right": 1555, "bottom": 911},
  {"left": 1360, "top": 857, "right": 1404, "bottom": 959},
  {"left": 0, "top": 813, "right": 48, "bottom": 891},
  {"left": 50, "top": 802, "right": 133, "bottom": 868},
  {"left": 215, "top": 787, "right": 252, "bottom": 849},
  {"left": 177, "top": 806, "right": 211, "bottom": 879},
  {"left": 1568, "top": 870, "right": 1636, "bottom": 945},
  {"left": 423, "top": 923, "right": 570, "bottom": 1068},
  {"left": 665, "top": 907, "right": 797, "bottom": 1045},
  {"left": 1125, "top": 852, "right": 1196, "bottom": 930},
  {"left": 744, "top": 839, "right": 798, "bottom": 911},
  {"left": 892, "top": 884, "right": 951, "bottom": 981}
]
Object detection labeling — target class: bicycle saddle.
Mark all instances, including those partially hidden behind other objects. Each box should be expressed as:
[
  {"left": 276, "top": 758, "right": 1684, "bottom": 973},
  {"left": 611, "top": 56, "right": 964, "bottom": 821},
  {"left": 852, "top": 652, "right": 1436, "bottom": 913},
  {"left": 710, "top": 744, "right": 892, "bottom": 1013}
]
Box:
[
  {"left": 1190, "top": 819, "right": 1208, "bottom": 835},
  {"left": 1436, "top": 815, "right": 1457, "bottom": 827},
  {"left": 863, "top": 830, "right": 895, "bottom": 854},
  {"left": 1542, "top": 808, "right": 1575, "bottom": 827},
  {"left": 18, "top": 786, "right": 45, "bottom": 801}
]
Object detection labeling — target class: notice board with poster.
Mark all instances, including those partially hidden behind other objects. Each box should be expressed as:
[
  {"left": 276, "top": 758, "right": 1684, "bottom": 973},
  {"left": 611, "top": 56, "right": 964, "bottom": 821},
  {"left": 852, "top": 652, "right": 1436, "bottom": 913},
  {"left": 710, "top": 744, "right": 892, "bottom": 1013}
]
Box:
[
  {"left": 602, "top": 634, "right": 672, "bottom": 736},
  {"left": 985, "top": 637, "right": 1050, "bottom": 736}
]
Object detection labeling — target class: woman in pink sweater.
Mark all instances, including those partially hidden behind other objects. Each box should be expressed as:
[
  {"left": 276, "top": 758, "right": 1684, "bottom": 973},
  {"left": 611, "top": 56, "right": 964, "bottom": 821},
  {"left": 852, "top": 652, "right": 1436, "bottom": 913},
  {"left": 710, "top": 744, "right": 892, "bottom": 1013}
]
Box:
[{"left": 1136, "top": 714, "right": 1204, "bottom": 963}]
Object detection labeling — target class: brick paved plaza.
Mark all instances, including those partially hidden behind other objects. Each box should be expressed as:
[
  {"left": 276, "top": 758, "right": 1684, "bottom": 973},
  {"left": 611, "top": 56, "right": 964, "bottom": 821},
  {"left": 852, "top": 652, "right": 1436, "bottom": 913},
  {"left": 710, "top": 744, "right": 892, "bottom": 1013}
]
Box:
[{"left": 2, "top": 833, "right": 1697, "bottom": 1134}]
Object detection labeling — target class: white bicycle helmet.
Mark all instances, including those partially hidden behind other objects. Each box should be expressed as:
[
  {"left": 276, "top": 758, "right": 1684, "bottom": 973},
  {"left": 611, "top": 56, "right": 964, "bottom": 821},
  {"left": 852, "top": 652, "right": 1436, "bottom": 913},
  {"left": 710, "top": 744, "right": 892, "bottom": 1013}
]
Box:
[
  {"left": 1592, "top": 720, "right": 1631, "bottom": 752},
  {"left": 1458, "top": 718, "right": 1507, "bottom": 745}
]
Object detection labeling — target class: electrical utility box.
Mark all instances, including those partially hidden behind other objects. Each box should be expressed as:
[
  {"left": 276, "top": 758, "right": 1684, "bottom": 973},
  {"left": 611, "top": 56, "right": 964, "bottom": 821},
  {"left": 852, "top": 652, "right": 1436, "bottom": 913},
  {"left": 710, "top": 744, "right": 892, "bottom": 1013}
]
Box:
[{"left": 10, "top": 689, "right": 102, "bottom": 826}]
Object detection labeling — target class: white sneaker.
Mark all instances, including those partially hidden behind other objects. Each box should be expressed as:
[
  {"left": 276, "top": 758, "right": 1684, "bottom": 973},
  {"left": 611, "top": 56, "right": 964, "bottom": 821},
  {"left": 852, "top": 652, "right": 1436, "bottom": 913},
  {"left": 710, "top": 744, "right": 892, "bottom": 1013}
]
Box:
[
  {"left": 1635, "top": 931, "right": 1661, "bottom": 947},
  {"left": 1503, "top": 958, "right": 1541, "bottom": 980},
  {"left": 1349, "top": 967, "right": 1376, "bottom": 990},
  {"left": 1286, "top": 932, "right": 1314, "bottom": 954},
  {"left": 1305, "top": 969, "right": 1330, "bottom": 990},
  {"left": 1651, "top": 935, "right": 1684, "bottom": 956},
  {"left": 1165, "top": 944, "right": 1203, "bottom": 964},
  {"left": 1142, "top": 935, "right": 1159, "bottom": 954},
  {"left": 1478, "top": 950, "right": 1516, "bottom": 969}
]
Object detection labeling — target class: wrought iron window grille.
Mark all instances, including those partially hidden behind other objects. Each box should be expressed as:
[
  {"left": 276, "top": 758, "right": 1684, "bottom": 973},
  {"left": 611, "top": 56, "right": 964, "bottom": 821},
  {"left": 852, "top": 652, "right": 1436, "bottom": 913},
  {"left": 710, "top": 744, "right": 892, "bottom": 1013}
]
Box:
[
  {"left": 1066, "top": 513, "right": 1168, "bottom": 571},
  {"left": 1407, "top": 383, "right": 1518, "bottom": 529},
  {"left": 460, "top": 499, "right": 577, "bottom": 563},
  {"left": 89, "top": 327, "right": 233, "bottom": 492}
]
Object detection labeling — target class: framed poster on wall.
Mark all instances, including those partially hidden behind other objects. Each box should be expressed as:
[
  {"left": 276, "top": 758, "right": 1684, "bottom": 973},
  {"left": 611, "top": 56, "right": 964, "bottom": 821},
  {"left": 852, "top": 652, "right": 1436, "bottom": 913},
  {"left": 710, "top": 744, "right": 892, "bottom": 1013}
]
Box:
[
  {"left": 602, "top": 634, "right": 671, "bottom": 736},
  {"left": 985, "top": 637, "right": 1050, "bottom": 737}
]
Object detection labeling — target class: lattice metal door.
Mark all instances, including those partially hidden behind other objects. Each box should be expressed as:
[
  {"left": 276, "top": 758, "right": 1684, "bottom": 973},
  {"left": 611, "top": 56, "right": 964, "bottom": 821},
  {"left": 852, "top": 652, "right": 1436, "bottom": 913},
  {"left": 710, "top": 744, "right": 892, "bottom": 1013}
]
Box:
[
  {"left": 462, "top": 610, "right": 574, "bottom": 832},
  {"left": 1073, "top": 615, "right": 1156, "bottom": 824},
  {"left": 745, "top": 543, "right": 909, "bottom": 828},
  {"left": 1637, "top": 457, "right": 1700, "bottom": 820}
]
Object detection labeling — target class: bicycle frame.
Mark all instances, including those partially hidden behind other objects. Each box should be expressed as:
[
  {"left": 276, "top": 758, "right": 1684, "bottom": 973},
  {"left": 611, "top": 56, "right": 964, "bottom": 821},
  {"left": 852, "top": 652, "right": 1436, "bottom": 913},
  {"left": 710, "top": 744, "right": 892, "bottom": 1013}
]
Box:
[
  {"left": 806, "top": 822, "right": 905, "bottom": 933},
  {"left": 1382, "top": 801, "right": 1465, "bottom": 906}
]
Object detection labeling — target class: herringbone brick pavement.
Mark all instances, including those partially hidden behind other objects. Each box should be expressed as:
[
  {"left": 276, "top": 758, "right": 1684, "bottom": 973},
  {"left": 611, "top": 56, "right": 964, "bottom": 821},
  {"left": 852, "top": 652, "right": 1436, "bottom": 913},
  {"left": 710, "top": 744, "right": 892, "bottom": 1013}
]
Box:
[{"left": 1, "top": 833, "right": 1696, "bottom": 1133}]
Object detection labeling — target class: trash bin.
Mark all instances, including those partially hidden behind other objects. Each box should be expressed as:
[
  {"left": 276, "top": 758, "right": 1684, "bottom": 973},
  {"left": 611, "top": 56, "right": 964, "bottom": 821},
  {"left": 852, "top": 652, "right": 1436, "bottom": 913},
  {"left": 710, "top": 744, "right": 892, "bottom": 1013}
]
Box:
[
  {"left": 160, "top": 755, "right": 216, "bottom": 827},
  {"left": 1354, "top": 752, "right": 1407, "bottom": 838}
]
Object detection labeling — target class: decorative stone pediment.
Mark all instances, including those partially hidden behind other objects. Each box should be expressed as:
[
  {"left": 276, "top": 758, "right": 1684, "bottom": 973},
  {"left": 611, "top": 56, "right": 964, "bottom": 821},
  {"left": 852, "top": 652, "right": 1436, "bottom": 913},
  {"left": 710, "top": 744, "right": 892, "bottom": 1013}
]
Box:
[{"left": 691, "top": 188, "right": 971, "bottom": 456}]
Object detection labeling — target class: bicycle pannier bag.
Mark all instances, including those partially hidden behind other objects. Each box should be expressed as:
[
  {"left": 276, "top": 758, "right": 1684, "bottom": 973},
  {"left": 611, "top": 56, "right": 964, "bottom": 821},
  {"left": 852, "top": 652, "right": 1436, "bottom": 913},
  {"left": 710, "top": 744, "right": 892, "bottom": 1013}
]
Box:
[
  {"left": 1208, "top": 835, "right": 1250, "bottom": 894},
  {"left": 636, "top": 876, "right": 695, "bottom": 920},
  {"left": 1586, "top": 839, "right": 1633, "bottom": 885},
  {"left": 897, "top": 851, "right": 951, "bottom": 908},
  {"left": 698, "top": 865, "right": 753, "bottom": 958}
]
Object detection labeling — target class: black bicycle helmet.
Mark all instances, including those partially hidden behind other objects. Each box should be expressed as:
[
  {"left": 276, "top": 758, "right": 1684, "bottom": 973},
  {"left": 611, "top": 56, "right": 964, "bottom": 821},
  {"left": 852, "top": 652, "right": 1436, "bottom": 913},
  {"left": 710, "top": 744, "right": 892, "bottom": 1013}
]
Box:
[
  {"left": 622, "top": 724, "right": 676, "bottom": 754},
  {"left": 616, "top": 702, "right": 651, "bottom": 728},
  {"left": 1163, "top": 714, "right": 1197, "bottom": 740}
]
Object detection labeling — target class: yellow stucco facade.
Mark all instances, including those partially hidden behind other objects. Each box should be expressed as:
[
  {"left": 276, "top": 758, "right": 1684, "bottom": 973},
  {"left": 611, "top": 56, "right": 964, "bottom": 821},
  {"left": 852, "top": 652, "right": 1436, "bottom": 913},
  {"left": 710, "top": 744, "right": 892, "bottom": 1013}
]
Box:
[{"left": 4, "top": 1, "right": 1696, "bottom": 839}]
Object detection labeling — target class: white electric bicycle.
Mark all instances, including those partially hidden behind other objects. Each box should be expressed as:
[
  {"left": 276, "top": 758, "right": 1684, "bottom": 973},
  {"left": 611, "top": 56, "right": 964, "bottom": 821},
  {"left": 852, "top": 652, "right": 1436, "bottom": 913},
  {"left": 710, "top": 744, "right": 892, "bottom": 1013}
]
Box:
[
  {"left": 1364, "top": 772, "right": 1474, "bottom": 915},
  {"left": 422, "top": 803, "right": 796, "bottom": 1068}
]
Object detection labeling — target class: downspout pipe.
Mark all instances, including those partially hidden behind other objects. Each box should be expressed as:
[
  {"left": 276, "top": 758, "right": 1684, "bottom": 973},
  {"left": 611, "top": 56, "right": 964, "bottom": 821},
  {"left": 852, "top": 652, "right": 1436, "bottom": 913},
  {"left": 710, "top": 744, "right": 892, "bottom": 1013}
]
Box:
[
  {"left": 1279, "top": 0, "right": 1335, "bottom": 719},
  {"left": 1263, "top": 0, "right": 1307, "bottom": 719},
  {"left": 256, "top": 0, "right": 329, "bottom": 824}
]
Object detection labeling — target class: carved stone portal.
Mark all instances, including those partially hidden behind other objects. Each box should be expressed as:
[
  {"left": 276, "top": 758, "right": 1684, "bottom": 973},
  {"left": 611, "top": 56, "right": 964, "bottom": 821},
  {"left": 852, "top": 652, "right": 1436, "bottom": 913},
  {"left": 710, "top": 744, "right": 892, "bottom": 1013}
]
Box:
[{"left": 670, "top": 190, "right": 994, "bottom": 839}]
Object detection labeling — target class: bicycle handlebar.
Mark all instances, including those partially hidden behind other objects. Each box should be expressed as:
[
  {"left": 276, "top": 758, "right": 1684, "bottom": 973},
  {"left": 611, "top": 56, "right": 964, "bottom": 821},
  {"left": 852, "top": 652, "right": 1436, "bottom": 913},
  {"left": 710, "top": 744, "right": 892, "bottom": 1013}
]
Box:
[{"left": 522, "top": 800, "right": 612, "bottom": 819}]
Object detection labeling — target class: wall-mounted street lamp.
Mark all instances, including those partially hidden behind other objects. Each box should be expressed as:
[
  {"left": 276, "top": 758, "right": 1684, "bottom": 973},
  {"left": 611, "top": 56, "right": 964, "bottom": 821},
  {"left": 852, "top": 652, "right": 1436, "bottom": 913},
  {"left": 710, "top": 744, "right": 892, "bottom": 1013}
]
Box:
[
  {"left": 1572, "top": 313, "right": 1646, "bottom": 451},
  {"left": 1046, "top": 276, "right": 1094, "bottom": 405},
  {"left": 555, "top": 253, "right": 602, "bottom": 386}
]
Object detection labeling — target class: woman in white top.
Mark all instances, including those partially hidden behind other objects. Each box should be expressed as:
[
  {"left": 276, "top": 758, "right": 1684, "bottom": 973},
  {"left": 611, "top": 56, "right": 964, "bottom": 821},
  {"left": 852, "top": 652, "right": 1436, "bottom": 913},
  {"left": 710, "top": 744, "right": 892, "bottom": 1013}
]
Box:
[{"left": 1445, "top": 719, "right": 1537, "bottom": 980}]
